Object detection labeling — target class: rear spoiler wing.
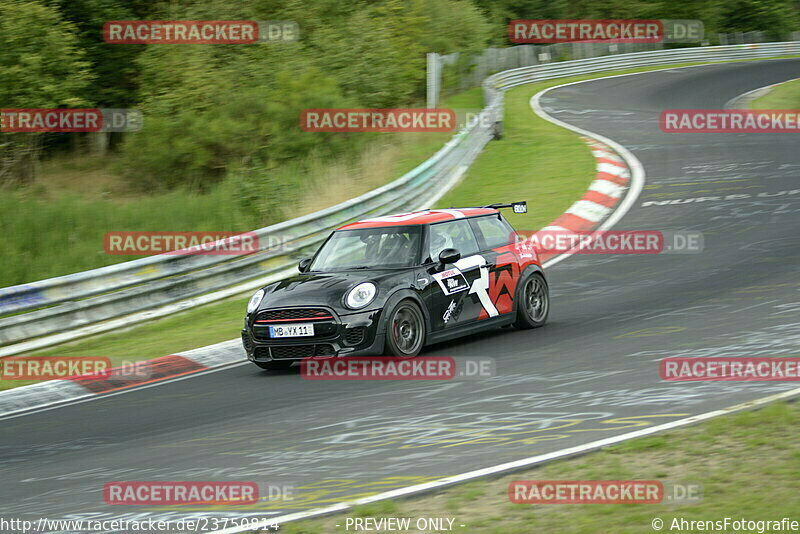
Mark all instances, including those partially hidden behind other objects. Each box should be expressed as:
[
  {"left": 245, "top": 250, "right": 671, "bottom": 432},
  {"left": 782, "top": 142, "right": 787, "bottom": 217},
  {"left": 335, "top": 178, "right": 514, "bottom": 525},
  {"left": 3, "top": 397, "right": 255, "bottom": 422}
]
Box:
[{"left": 482, "top": 201, "right": 527, "bottom": 214}]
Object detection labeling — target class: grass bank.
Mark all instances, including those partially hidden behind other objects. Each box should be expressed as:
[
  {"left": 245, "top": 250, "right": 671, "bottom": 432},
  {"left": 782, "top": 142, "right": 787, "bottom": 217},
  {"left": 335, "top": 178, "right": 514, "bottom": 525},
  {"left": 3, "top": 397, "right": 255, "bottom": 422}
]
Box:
[{"left": 750, "top": 77, "right": 800, "bottom": 108}]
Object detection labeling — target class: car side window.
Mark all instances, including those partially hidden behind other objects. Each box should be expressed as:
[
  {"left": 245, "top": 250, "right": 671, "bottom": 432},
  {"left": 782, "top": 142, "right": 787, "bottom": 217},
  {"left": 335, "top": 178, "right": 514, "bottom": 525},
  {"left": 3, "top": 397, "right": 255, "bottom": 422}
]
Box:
[
  {"left": 428, "top": 220, "right": 480, "bottom": 262},
  {"left": 471, "top": 215, "right": 514, "bottom": 250}
]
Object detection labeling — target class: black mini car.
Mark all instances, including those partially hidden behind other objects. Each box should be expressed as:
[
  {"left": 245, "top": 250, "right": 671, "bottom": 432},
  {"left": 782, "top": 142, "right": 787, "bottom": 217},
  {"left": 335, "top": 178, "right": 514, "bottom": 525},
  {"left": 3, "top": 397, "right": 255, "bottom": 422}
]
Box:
[{"left": 241, "top": 203, "right": 549, "bottom": 370}]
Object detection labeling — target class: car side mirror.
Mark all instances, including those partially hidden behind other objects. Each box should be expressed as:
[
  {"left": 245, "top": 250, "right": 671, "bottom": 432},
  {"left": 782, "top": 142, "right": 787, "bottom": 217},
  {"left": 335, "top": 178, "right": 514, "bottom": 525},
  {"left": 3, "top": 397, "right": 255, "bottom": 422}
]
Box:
[
  {"left": 298, "top": 258, "right": 313, "bottom": 273},
  {"left": 437, "top": 248, "right": 461, "bottom": 269}
]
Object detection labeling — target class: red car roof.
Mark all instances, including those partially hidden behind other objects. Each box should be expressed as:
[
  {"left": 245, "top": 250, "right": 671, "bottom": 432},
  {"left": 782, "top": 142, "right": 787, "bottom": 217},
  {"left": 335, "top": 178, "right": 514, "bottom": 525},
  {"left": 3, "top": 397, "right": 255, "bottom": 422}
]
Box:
[{"left": 337, "top": 208, "right": 499, "bottom": 230}]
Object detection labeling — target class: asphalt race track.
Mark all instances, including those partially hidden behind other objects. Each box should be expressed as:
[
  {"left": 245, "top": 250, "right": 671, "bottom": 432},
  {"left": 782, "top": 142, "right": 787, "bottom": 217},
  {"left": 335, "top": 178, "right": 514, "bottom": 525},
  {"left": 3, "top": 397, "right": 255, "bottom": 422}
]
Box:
[{"left": 2, "top": 58, "right": 800, "bottom": 530}]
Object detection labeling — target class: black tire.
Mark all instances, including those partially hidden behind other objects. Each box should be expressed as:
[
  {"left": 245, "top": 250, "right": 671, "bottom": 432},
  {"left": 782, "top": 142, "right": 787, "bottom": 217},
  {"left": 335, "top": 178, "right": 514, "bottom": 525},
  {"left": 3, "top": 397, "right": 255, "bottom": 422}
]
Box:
[
  {"left": 385, "top": 299, "right": 426, "bottom": 356},
  {"left": 513, "top": 272, "right": 549, "bottom": 329},
  {"left": 253, "top": 360, "right": 293, "bottom": 371}
]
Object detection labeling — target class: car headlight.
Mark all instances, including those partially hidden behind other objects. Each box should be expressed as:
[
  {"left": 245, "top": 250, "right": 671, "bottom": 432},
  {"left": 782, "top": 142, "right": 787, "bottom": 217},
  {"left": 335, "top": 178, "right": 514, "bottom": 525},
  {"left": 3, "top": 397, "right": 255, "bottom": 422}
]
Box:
[
  {"left": 247, "top": 289, "right": 265, "bottom": 314},
  {"left": 345, "top": 282, "right": 377, "bottom": 310}
]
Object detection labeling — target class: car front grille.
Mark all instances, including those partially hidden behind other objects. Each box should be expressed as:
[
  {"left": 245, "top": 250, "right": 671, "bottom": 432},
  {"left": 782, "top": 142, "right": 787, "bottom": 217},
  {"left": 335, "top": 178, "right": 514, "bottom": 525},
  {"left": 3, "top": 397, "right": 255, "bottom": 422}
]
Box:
[
  {"left": 256, "top": 308, "right": 333, "bottom": 322},
  {"left": 252, "top": 307, "right": 338, "bottom": 342},
  {"left": 268, "top": 344, "right": 336, "bottom": 359},
  {"left": 344, "top": 327, "right": 366, "bottom": 346}
]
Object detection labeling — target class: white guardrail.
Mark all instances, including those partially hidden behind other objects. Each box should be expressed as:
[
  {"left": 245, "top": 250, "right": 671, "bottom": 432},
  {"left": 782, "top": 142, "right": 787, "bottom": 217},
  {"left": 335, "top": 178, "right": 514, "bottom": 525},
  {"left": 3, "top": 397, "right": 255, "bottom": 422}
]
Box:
[{"left": 1, "top": 41, "right": 798, "bottom": 354}]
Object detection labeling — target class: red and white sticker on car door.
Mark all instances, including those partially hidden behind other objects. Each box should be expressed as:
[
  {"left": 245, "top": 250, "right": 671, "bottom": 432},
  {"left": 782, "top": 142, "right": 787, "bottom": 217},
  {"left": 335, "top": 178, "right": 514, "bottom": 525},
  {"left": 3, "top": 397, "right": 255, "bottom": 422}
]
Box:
[{"left": 433, "top": 255, "right": 499, "bottom": 317}]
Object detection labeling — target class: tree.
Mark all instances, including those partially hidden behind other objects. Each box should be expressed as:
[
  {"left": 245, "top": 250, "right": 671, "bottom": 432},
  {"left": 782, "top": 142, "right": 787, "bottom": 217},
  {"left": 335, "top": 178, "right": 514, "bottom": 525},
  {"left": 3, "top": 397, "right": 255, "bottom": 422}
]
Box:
[
  {"left": 719, "top": 0, "right": 800, "bottom": 38},
  {"left": 0, "top": 0, "right": 92, "bottom": 184}
]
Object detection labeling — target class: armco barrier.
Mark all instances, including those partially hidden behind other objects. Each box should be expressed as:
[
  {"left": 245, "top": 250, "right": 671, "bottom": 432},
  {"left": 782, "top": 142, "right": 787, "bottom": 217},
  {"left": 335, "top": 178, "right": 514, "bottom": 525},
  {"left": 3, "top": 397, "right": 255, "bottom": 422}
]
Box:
[
  {"left": 483, "top": 42, "right": 800, "bottom": 105},
  {"left": 2, "top": 41, "right": 798, "bottom": 352}
]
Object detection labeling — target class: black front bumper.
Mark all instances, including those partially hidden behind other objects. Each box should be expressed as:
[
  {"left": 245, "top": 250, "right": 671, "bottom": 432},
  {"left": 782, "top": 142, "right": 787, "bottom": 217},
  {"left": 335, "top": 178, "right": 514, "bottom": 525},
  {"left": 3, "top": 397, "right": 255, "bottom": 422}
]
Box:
[{"left": 242, "top": 306, "right": 385, "bottom": 362}]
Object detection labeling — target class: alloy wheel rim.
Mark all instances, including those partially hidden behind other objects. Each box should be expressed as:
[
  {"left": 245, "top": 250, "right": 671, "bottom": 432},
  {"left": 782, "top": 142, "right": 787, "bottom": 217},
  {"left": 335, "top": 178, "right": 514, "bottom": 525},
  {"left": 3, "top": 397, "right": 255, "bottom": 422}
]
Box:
[
  {"left": 392, "top": 305, "right": 422, "bottom": 354},
  {"left": 525, "top": 277, "right": 548, "bottom": 322}
]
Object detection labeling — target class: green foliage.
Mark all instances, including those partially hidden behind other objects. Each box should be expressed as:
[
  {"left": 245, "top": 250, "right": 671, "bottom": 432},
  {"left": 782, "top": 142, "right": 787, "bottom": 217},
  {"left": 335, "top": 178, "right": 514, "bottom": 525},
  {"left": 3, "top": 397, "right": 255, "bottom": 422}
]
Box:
[
  {"left": 0, "top": 0, "right": 92, "bottom": 184},
  {"left": 11, "top": 0, "right": 797, "bottom": 191},
  {"left": 0, "top": 0, "right": 91, "bottom": 108},
  {"left": 719, "top": 0, "right": 800, "bottom": 37},
  {"left": 227, "top": 157, "right": 296, "bottom": 225},
  {"left": 421, "top": 0, "right": 493, "bottom": 55},
  {"left": 44, "top": 0, "right": 142, "bottom": 107},
  {"left": 120, "top": 41, "right": 357, "bottom": 190},
  {"left": 305, "top": 0, "right": 427, "bottom": 107},
  {"left": 3, "top": 0, "right": 798, "bottom": 208},
  {"left": 112, "top": 0, "right": 496, "bottom": 190}
]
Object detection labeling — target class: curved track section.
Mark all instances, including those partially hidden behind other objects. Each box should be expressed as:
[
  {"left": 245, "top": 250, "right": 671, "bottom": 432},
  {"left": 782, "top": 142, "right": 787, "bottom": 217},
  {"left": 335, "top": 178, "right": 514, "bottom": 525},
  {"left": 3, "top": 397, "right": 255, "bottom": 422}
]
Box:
[{"left": 2, "top": 59, "right": 800, "bottom": 529}]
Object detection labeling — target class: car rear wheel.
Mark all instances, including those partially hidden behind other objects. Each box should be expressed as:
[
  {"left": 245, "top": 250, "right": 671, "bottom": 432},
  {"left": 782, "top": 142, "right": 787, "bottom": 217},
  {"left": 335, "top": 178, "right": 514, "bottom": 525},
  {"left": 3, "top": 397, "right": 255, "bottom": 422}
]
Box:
[
  {"left": 514, "top": 272, "right": 549, "bottom": 329},
  {"left": 385, "top": 300, "right": 425, "bottom": 356},
  {"left": 254, "top": 360, "right": 293, "bottom": 371}
]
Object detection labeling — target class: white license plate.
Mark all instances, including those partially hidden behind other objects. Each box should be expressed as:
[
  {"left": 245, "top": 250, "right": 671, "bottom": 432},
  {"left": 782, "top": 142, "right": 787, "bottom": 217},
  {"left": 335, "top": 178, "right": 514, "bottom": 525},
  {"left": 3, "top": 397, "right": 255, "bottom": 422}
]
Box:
[{"left": 269, "top": 323, "right": 315, "bottom": 338}]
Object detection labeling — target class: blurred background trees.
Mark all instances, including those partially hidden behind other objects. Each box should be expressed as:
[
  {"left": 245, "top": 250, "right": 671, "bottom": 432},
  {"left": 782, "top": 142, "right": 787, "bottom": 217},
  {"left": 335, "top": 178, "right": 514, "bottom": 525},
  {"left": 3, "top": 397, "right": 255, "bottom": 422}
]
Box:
[
  {"left": 1, "top": 0, "right": 798, "bottom": 189},
  {"left": 0, "top": 0, "right": 91, "bottom": 184}
]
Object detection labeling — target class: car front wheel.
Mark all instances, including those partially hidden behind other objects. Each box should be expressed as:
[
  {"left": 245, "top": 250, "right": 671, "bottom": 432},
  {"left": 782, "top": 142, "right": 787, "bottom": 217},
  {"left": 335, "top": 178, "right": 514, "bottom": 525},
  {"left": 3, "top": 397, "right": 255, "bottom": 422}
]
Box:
[
  {"left": 385, "top": 299, "right": 426, "bottom": 356},
  {"left": 514, "top": 272, "right": 549, "bottom": 329}
]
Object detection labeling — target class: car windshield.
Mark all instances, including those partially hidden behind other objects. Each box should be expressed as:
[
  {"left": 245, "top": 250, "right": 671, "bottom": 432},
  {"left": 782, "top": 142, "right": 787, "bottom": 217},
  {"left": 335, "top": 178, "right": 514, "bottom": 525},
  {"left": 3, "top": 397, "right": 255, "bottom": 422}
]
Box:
[{"left": 310, "top": 226, "right": 421, "bottom": 271}]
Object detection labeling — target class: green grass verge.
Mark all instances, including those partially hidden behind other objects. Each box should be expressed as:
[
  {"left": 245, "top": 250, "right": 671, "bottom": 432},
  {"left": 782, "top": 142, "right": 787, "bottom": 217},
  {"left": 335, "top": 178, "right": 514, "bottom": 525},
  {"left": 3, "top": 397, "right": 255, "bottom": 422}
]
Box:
[
  {"left": 750, "top": 77, "right": 800, "bottom": 109},
  {"left": 280, "top": 400, "right": 800, "bottom": 533},
  {"left": 4, "top": 57, "right": 798, "bottom": 393}
]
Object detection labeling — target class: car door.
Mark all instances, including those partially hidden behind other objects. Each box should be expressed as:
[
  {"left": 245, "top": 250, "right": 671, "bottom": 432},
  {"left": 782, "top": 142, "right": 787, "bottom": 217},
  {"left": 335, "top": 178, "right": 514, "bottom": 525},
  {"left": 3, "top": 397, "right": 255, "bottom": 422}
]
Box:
[
  {"left": 468, "top": 214, "right": 522, "bottom": 319},
  {"left": 421, "top": 219, "right": 492, "bottom": 331}
]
